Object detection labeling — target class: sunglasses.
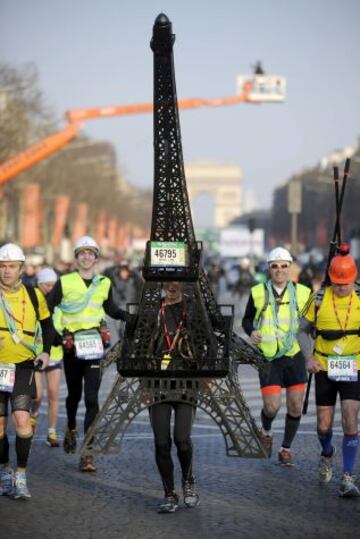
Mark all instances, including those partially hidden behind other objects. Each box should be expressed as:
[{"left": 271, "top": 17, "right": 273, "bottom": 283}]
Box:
[{"left": 270, "top": 263, "right": 289, "bottom": 270}]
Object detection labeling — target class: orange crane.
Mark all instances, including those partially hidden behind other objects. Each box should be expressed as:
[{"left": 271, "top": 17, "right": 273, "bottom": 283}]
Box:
[{"left": 0, "top": 74, "right": 286, "bottom": 185}]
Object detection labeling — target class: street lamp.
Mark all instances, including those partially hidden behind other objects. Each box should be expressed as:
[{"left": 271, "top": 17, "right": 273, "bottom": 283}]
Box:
[{"left": 287, "top": 180, "right": 302, "bottom": 255}]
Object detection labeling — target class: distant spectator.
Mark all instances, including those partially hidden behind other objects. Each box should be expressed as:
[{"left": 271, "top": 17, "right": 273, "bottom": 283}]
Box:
[
  {"left": 234, "top": 257, "right": 256, "bottom": 319},
  {"left": 234, "top": 258, "right": 256, "bottom": 297},
  {"left": 288, "top": 256, "right": 301, "bottom": 283},
  {"left": 298, "top": 255, "right": 318, "bottom": 291},
  {"left": 207, "top": 261, "right": 224, "bottom": 300},
  {"left": 21, "top": 262, "right": 37, "bottom": 287},
  {"left": 104, "top": 260, "right": 142, "bottom": 308},
  {"left": 103, "top": 260, "right": 142, "bottom": 343},
  {"left": 254, "top": 261, "right": 268, "bottom": 284}
]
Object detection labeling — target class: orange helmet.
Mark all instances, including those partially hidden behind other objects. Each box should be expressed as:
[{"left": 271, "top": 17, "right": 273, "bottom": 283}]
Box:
[{"left": 328, "top": 254, "right": 358, "bottom": 284}]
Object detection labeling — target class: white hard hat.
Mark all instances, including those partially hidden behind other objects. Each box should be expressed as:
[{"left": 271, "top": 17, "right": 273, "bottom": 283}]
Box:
[
  {"left": 0, "top": 243, "right": 25, "bottom": 262},
  {"left": 37, "top": 267, "right": 58, "bottom": 284},
  {"left": 267, "top": 247, "right": 293, "bottom": 264},
  {"left": 73, "top": 236, "right": 100, "bottom": 257}
]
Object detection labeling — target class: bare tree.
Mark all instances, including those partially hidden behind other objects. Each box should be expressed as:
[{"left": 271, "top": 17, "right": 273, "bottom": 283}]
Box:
[
  {"left": 0, "top": 62, "right": 55, "bottom": 161},
  {"left": 0, "top": 62, "right": 151, "bottom": 244}
]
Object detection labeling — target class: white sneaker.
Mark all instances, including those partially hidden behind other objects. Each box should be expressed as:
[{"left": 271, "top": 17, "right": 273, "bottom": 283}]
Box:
[
  {"left": 318, "top": 447, "right": 336, "bottom": 484},
  {"left": 0, "top": 467, "right": 14, "bottom": 496},
  {"left": 12, "top": 471, "right": 31, "bottom": 500},
  {"left": 183, "top": 479, "right": 200, "bottom": 508},
  {"left": 158, "top": 493, "right": 179, "bottom": 513},
  {"left": 339, "top": 473, "right": 360, "bottom": 498}
]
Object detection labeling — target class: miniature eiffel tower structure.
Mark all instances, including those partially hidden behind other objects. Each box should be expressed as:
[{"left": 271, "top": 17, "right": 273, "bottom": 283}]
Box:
[{"left": 81, "top": 13, "right": 267, "bottom": 459}]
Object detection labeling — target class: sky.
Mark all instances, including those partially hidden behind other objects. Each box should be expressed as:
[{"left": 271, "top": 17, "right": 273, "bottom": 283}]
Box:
[{"left": 1, "top": 0, "right": 360, "bottom": 213}]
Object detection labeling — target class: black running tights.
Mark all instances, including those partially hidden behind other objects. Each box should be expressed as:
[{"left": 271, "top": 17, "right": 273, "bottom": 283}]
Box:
[
  {"left": 149, "top": 402, "right": 195, "bottom": 495},
  {"left": 63, "top": 352, "right": 101, "bottom": 434}
]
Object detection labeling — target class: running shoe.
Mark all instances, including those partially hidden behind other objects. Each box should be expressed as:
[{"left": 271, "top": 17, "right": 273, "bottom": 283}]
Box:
[
  {"left": 182, "top": 479, "right": 200, "bottom": 508},
  {"left": 158, "top": 492, "right": 179, "bottom": 513},
  {"left": 318, "top": 447, "right": 336, "bottom": 484},
  {"left": 46, "top": 432, "right": 60, "bottom": 448},
  {"left": 30, "top": 416, "right": 38, "bottom": 434},
  {"left": 339, "top": 473, "right": 360, "bottom": 498},
  {"left": 12, "top": 471, "right": 31, "bottom": 500},
  {"left": 261, "top": 431, "right": 273, "bottom": 457},
  {"left": 79, "top": 455, "right": 97, "bottom": 472},
  {"left": 278, "top": 448, "right": 294, "bottom": 467},
  {"left": 63, "top": 428, "right": 77, "bottom": 454},
  {"left": 0, "top": 467, "right": 14, "bottom": 496}
]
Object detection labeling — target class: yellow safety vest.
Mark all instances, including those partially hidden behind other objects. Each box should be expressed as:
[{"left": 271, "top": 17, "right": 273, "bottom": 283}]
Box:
[
  {"left": 58, "top": 272, "right": 111, "bottom": 333},
  {"left": 49, "top": 344, "right": 63, "bottom": 363},
  {"left": 252, "top": 281, "right": 310, "bottom": 359},
  {"left": 52, "top": 306, "right": 63, "bottom": 335},
  {"left": 313, "top": 287, "right": 360, "bottom": 370}
]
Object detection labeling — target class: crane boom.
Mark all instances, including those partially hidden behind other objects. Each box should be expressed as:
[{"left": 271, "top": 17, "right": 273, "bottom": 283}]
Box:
[
  {"left": 0, "top": 81, "right": 274, "bottom": 185},
  {"left": 0, "top": 123, "right": 79, "bottom": 185},
  {"left": 66, "top": 88, "right": 255, "bottom": 123}
]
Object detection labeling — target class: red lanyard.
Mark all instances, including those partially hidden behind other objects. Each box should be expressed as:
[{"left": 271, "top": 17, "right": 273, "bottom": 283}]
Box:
[
  {"left": 0, "top": 287, "right": 26, "bottom": 329},
  {"left": 331, "top": 290, "right": 353, "bottom": 333},
  {"left": 161, "top": 300, "right": 186, "bottom": 352}
]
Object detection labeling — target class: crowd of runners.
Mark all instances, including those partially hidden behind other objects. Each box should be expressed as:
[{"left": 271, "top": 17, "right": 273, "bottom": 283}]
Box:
[{"left": 0, "top": 237, "right": 359, "bottom": 512}]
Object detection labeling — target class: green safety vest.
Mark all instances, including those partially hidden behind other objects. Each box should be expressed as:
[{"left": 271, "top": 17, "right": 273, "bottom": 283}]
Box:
[
  {"left": 252, "top": 281, "right": 310, "bottom": 359},
  {"left": 58, "top": 272, "right": 111, "bottom": 333}
]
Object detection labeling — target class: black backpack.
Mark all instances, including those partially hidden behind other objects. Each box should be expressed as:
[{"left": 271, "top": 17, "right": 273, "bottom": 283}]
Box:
[{"left": 24, "top": 285, "right": 40, "bottom": 320}]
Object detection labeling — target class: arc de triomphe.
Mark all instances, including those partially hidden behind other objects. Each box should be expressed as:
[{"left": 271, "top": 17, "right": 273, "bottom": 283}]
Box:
[{"left": 185, "top": 161, "right": 242, "bottom": 228}]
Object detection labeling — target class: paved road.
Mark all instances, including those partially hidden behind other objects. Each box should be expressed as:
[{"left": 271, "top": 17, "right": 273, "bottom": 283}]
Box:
[{"left": 2, "top": 362, "right": 359, "bottom": 539}]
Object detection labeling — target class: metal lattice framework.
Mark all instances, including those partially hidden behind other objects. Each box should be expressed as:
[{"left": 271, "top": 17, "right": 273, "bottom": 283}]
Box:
[
  {"left": 81, "top": 13, "right": 267, "bottom": 459},
  {"left": 82, "top": 365, "right": 266, "bottom": 458},
  {"left": 118, "top": 280, "right": 231, "bottom": 378},
  {"left": 150, "top": 16, "right": 196, "bottom": 245}
]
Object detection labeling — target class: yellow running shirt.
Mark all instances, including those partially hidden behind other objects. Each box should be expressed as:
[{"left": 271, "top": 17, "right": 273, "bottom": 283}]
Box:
[{"left": 0, "top": 285, "right": 50, "bottom": 364}]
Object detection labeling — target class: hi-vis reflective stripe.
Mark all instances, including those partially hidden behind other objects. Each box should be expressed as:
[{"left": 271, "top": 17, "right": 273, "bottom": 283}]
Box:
[
  {"left": 260, "top": 335, "right": 278, "bottom": 342},
  {"left": 87, "top": 302, "right": 102, "bottom": 308},
  {"left": 61, "top": 316, "right": 101, "bottom": 324},
  {"left": 260, "top": 318, "right": 292, "bottom": 327}
]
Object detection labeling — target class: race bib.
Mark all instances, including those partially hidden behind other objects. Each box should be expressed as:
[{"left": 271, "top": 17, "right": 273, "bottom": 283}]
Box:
[
  {"left": 327, "top": 355, "right": 358, "bottom": 382},
  {"left": 0, "top": 363, "right": 16, "bottom": 392},
  {"left": 74, "top": 330, "right": 104, "bottom": 360},
  {"left": 150, "top": 241, "right": 187, "bottom": 267}
]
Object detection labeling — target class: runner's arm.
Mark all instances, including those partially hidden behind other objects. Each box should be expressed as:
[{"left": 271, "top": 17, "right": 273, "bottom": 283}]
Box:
[
  {"left": 297, "top": 317, "right": 321, "bottom": 373},
  {"left": 40, "top": 317, "right": 56, "bottom": 354},
  {"left": 242, "top": 294, "right": 256, "bottom": 336},
  {"left": 46, "top": 280, "right": 63, "bottom": 313},
  {"left": 297, "top": 317, "right": 314, "bottom": 360}
]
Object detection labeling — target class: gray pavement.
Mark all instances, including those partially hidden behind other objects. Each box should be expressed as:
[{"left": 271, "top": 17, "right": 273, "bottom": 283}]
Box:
[{"left": 1, "top": 364, "right": 360, "bottom": 539}]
